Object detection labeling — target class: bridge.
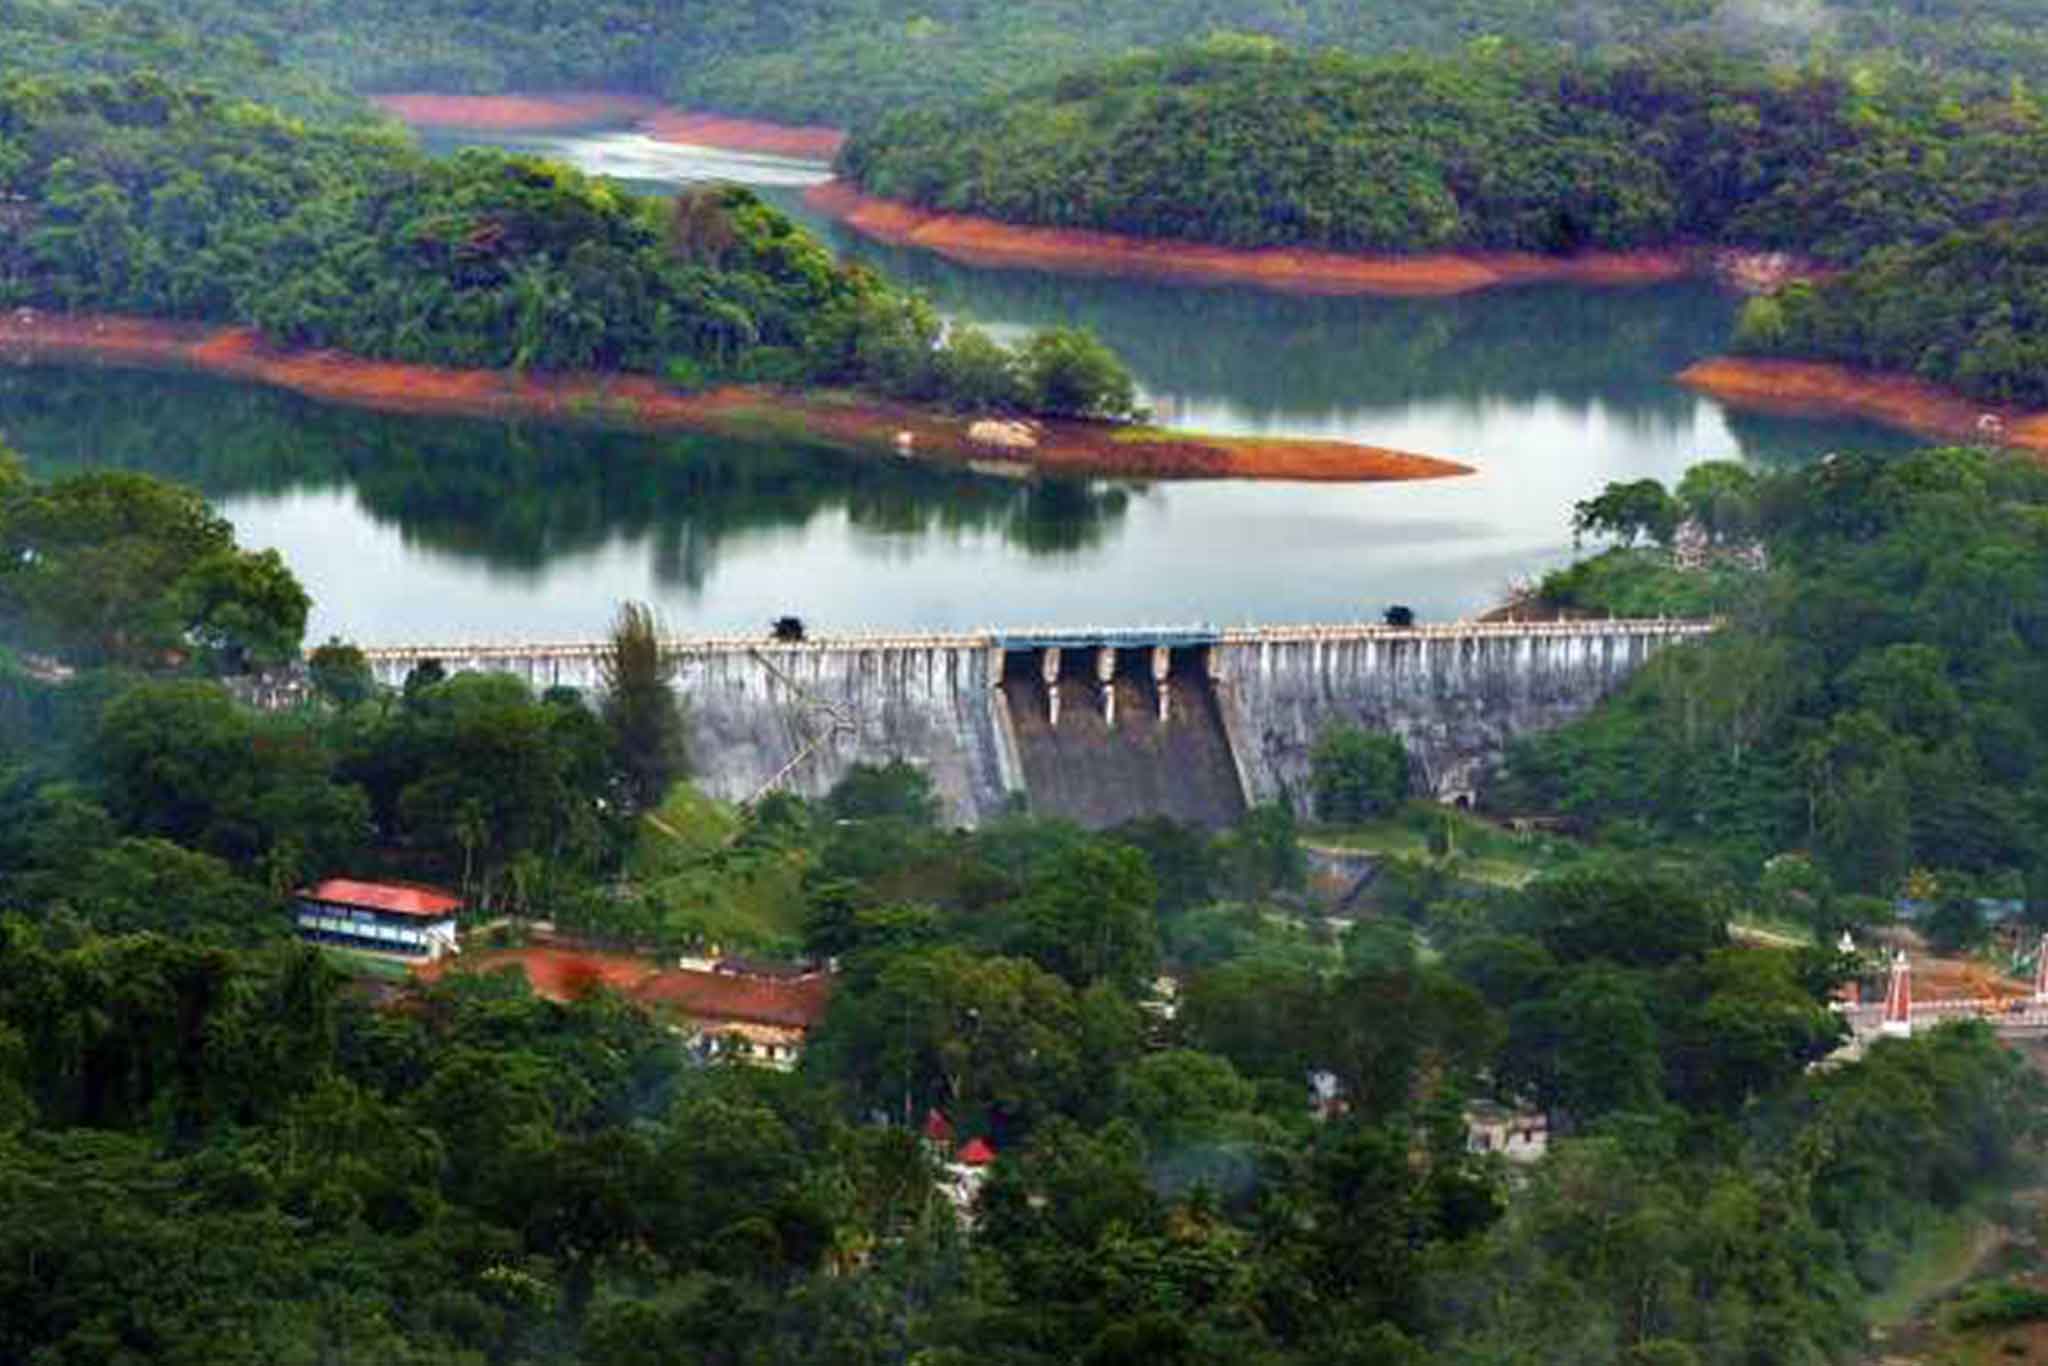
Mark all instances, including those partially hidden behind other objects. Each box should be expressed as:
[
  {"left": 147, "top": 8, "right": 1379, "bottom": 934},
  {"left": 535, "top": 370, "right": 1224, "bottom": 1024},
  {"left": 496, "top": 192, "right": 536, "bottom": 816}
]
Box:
[
  {"left": 353, "top": 616, "right": 1718, "bottom": 826},
  {"left": 1837, "top": 944, "right": 2048, "bottom": 1043}
]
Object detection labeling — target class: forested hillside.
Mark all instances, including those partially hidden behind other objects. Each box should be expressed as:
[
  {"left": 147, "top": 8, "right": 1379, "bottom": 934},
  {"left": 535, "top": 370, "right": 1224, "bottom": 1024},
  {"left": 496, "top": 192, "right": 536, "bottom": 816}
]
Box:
[
  {"left": 1516, "top": 446, "right": 2048, "bottom": 909},
  {"left": 10, "top": 0, "right": 2048, "bottom": 129},
  {"left": 842, "top": 42, "right": 2048, "bottom": 262},
  {"left": 0, "top": 75, "right": 1137, "bottom": 415},
  {"left": 0, "top": 0, "right": 368, "bottom": 119}
]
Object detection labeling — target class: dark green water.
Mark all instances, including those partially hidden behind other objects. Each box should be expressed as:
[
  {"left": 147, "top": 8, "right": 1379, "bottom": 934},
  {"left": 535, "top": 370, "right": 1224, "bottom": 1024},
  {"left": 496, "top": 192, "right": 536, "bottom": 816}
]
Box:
[{"left": 0, "top": 131, "right": 1918, "bottom": 643}]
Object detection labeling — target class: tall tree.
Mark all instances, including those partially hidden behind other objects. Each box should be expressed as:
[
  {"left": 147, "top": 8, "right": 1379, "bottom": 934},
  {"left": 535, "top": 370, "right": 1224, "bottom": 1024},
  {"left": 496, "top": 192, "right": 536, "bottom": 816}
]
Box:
[{"left": 599, "top": 600, "right": 688, "bottom": 814}]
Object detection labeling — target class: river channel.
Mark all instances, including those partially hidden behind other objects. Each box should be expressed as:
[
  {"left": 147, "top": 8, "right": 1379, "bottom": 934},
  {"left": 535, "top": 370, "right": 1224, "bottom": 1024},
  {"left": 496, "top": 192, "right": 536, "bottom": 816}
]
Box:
[{"left": 0, "top": 129, "right": 1916, "bottom": 644}]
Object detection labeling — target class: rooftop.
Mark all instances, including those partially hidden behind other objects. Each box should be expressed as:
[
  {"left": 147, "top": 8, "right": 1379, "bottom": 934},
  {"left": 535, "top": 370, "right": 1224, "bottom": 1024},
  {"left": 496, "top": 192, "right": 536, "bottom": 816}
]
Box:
[
  {"left": 300, "top": 878, "right": 463, "bottom": 919},
  {"left": 637, "top": 966, "right": 833, "bottom": 1031},
  {"left": 414, "top": 946, "right": 833, "bottom": 1031}
]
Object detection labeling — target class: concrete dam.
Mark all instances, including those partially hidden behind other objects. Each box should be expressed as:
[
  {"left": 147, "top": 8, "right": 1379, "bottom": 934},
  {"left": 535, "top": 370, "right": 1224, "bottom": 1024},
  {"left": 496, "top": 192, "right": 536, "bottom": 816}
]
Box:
[{"left": 360, "top": 620, "right": 1715, "bottom": 828}]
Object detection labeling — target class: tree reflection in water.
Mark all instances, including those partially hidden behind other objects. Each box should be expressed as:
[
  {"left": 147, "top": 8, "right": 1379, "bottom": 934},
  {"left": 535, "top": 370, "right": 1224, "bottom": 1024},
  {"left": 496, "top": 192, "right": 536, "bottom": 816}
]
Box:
[{"left": 0, "top": 365, "right": 1136, "bottom": 592}]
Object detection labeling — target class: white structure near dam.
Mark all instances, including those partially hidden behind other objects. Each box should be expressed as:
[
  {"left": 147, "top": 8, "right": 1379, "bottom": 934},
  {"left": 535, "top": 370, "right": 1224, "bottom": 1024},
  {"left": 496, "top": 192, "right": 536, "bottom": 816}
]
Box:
[{"left": 358, "top": 619, "right": 1715, "bottom": 827}]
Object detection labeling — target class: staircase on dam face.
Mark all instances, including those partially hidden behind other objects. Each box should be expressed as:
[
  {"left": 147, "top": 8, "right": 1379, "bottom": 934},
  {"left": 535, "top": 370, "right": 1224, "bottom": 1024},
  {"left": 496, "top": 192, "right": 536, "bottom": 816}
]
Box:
[{"left": 1000, "top": 649, "right": 1247, "bottom": 831}]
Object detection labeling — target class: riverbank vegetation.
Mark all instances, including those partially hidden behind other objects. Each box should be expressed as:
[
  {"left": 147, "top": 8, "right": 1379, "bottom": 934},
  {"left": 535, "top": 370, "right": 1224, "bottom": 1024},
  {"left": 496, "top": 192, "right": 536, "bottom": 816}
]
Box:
[
  {"left": 1735, "top": 222, "right": 2048, "bottom": 407},
  {"left": 0, "top": 75, "right": 1141, "bottom": 420}
]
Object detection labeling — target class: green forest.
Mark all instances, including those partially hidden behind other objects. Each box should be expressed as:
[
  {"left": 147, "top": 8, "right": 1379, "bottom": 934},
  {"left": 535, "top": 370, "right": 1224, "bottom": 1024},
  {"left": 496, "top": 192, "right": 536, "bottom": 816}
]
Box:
[
  {"left": 0, "top": 74, "right": 1139, "bottom": 418},
  {"left": 1521, "top": 447, "right": 2048, "bottom": 911},
  {"left": 4, "top": 434, "right": 2048, "bottom": 1362},
  {"left": 843, "top": 42, "right": 2048, "bottom": 263}
]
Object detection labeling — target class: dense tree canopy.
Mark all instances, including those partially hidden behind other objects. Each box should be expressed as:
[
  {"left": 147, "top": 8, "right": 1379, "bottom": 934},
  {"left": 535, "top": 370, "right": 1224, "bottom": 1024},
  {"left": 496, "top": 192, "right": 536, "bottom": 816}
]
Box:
[
  {"left": 1512, "top": 446, "right": 2048, "bottom": 900},
  {"left": 0, "top": 456, "right": 2043, "bottom": 1363}
]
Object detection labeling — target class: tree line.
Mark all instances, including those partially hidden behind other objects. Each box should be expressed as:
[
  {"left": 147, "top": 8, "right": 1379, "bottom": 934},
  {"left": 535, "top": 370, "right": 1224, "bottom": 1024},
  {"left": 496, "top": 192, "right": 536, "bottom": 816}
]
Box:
[
  {"left": 12, "top": 0, "right": 2048, "bottom": 133},
  {"left": 1736, "top": 221, "right": 2048, "bottom": 406}
]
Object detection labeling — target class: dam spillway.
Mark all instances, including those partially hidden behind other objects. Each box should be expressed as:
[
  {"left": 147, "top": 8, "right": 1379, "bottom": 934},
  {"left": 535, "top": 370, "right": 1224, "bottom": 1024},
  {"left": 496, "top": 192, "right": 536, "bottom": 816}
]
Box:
[
  {"left": 358, "top": 619, "right": 1715, "bottom": 826},
  {"left": 1000, "top": 646, "right": 1247, "bottom": 830}
]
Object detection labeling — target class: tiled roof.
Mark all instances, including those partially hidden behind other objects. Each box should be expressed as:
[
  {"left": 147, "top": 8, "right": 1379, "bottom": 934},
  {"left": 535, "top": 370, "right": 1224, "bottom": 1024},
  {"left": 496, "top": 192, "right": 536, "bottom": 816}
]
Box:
[
  {"left": 300, "top": 878, "right": 462, "bottom": 919},
  {"left": 635, "top": 967, "right": 833, "bottom": 1031}
]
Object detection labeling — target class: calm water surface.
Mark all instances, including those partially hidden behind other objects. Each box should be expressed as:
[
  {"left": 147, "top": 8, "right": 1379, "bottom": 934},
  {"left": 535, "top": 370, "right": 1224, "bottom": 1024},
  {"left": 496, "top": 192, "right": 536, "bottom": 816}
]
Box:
[{"left": 0, "top": 132, "right": 1917, "bottom": 644}]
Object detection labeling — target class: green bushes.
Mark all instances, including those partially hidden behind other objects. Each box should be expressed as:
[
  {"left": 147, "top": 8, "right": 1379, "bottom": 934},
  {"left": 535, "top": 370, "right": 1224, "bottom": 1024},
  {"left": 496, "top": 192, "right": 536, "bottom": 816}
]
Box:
[
  {"left": 1311, "top": 724, "right": 1409, "bottom": 823},
  {"left": 1947, "top": 1280, "right": 2048, "bottom": 1330}
]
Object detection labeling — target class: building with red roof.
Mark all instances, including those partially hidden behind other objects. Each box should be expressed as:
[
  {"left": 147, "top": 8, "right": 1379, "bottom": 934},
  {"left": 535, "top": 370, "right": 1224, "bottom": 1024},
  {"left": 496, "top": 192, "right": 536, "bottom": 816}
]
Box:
[
  {"left": 296, "top": 878, "right": 463, "bottom": 961},
  {"left": 409, "top": 942, "right": 835, "bottom": 1068},
  {"left": 634, "top": 961, "right": 834, "bottom": 1070}
]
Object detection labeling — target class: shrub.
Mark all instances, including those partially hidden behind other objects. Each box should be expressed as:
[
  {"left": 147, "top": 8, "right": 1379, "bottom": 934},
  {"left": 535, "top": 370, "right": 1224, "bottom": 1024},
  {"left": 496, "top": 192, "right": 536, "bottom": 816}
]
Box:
[{"left": 1310, "top": 725, "right": 1409, "bottom": 823}]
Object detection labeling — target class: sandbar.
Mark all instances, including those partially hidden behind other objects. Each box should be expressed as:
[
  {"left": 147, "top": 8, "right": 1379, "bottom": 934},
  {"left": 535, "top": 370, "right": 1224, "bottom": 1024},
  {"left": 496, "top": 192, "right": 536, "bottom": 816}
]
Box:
[
  {"left": 0, "top": 311, "right": 1472, "bottom": 484},
  {"left": 1677, "top": 357, "right": 2048, "bottom": 454},
  {"left": 639, "top": 111, "right": 845, "bottom": 161}
]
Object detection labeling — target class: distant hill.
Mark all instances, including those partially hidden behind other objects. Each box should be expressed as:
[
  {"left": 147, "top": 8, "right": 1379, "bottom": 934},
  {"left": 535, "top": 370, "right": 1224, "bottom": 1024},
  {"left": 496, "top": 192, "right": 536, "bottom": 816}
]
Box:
[{"left": 10, "top": 0, "right": 2048, "bottom": 130}]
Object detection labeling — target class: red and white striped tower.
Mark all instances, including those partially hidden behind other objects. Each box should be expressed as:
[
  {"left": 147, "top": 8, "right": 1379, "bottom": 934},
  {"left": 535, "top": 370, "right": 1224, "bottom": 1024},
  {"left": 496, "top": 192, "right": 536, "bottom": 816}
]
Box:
[
  {"left": 2034, "top": 933, "right": 2048, "bottom": 1004},
  {"left": 1881, "top": 950, "right": 1913, "bottom": 1039}
]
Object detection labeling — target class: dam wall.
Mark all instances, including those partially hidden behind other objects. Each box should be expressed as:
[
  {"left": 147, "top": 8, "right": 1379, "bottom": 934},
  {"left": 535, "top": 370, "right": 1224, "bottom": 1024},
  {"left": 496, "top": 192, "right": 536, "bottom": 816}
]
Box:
[
  {"left": 363, "top": 636, "right": 1022, "bottom": 818},
  {"left": 1209, "top": 621, "right": 1709, "bottom": 810},
  {"left": 359, "top": 619, "right": 1712, "bottom": 826}
]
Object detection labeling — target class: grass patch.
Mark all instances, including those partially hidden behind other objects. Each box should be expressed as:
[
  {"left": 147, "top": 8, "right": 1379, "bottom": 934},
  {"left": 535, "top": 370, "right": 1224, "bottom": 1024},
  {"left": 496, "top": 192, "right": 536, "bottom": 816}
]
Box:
[
  {"left": 625, "top": 782, "right": 808, "bottom": 956},
  {"left": 1303, "top": 802, "right": 1584, "bottom": 889},
  {"left": 629, "top": 782, "right": 741, "bottom": 877},
  {"left": 316, "top": 946, "right": 416, "bottom": 982},
  {"left": 1108, "top": 424, "right": 1346, "bottom": 448},
  {"left": 1864, "top": 1206, "right": 1998, "bottom": 1329},
  {"left": 708, "top": 404, "right": 824, "bottom": 446}
]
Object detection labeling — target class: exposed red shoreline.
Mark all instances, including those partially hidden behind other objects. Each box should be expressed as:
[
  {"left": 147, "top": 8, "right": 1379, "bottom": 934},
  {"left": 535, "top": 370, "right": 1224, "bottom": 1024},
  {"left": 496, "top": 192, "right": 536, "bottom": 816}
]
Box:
[
  {"left": 368, "top": 92, "right": 662, "bottom": 133},
  {"left": 1677, "top": 357, "right": 2048, "bottom": 455},
  {"left": 805, "top": 182, "right": 1698, "bottom": 297},
  {"left": 368, "top": 93, "right": 845, "bottom": 160},
  {"left": 0, "top": 312, "right": 1470, "bottom": 483},
  {"left": 639, "top": 111, "right": 845, "bottom": 161}
]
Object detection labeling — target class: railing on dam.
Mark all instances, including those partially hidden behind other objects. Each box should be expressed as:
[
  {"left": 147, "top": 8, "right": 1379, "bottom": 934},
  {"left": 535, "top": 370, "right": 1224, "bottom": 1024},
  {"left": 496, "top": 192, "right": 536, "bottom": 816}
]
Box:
[{"left": 353, "top": 616, "right": 1719, "bottom": 673}]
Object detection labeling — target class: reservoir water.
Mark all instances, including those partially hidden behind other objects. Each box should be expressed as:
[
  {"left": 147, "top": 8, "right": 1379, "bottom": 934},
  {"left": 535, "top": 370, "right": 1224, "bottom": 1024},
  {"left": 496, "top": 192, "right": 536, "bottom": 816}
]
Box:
[{"left": 0, "top": 131, "right": 1916, "bottom": 644}]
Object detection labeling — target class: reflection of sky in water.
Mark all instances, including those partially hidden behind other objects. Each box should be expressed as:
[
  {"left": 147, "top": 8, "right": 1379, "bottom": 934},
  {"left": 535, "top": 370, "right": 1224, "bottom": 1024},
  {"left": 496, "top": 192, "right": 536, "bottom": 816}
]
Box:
[
  {"left": 417, "top": 129, "right": 835, "bottom": 189},
  {"left": 154, "top": 132, "right": 1925, "bottom": 640}
]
